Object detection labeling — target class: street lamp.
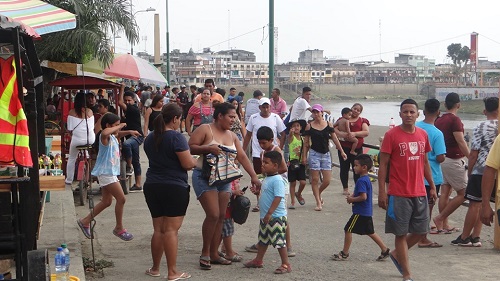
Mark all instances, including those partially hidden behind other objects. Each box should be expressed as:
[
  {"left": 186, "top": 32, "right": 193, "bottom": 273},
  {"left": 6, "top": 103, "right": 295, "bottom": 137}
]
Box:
[
  {"left": 113, "top": 35, "right": 121, "bottom": 53},
  {"left": 130, "top": 6, "right": 156, "bottom": 55}
]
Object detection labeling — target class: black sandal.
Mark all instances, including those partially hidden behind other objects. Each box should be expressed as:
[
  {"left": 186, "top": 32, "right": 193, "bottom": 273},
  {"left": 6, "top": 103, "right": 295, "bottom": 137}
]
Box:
[{"left": 199, "top": 256, "right": 211, "bottom": 270}]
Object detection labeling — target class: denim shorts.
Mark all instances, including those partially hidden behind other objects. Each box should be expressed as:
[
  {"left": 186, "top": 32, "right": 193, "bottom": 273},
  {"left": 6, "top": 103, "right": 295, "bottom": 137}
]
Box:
[
  {"left": 308, "top": 149, "right": 332, "bottom": 171},
  {"left": 192, "top": 168, "right": 232, "bottom": 198}
]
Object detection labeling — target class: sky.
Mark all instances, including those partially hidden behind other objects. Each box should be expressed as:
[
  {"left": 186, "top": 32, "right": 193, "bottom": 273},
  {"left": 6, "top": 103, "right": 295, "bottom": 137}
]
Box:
[{"left": 113, "top": 0, "right": 500, "bottom": 65}]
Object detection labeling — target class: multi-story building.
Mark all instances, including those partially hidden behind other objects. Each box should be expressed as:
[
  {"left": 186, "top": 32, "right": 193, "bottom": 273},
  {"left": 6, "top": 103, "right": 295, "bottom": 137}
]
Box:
[
  {"left": 298, "top": 49, "right": 326, "bottom": 64},
  {"left": 395, "top": 54, "right": 435, "bottom": 82},
  {"left": 355, "top": 62, "right": 416, "bottom": 84},
  {"left": 217, "top": 49, "right": 256, "bottom": 62},
  {"left": 230, "top": 61, "right": 269, "bottom": 84}
]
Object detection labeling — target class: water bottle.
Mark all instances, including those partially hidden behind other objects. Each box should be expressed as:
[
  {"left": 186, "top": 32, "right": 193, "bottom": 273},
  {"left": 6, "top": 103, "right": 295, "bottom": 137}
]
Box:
[
  {"left": 55, "top": 247, "right": 68, "bottom": 281},
  {"left": 61, "top": 244, "right": 70, "bottom": 273},
  {"left": 389, "top": 118, "right": 395, "bottom": 129},
  {"left": 0, "top": 273, "right": 4, "bottom": 280}
]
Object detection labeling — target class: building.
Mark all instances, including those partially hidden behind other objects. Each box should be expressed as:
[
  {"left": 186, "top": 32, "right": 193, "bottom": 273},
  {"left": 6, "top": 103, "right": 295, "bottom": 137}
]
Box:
[
  {"left": 298, "top": 49, "right": 326, "bottom": 64},
  {"left": 395, "top": 54, "right": 435, "bottom": 82},
  {"left": 230, "top": 61, "right": 269, "bottom": 84},
  {"left": 355, "top": 62, "right": 416, "bottom": 84},
  {"left": 216, "top": 49, "right": 256, "bottom": 62}
]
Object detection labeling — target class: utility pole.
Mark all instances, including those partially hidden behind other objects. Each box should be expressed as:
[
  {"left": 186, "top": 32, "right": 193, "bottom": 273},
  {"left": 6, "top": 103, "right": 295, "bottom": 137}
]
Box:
[
  {"left": 166, "top": 0, "right": 170, "bottom": 85},
  {"left": 269, "top": 0, "right": 274, "bottom": 95}
]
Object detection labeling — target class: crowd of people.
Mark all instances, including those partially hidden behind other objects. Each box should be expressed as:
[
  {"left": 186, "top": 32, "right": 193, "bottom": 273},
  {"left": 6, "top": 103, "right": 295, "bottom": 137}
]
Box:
[{"left": 62, "top": 80, "right": 500, "bottom": 281}]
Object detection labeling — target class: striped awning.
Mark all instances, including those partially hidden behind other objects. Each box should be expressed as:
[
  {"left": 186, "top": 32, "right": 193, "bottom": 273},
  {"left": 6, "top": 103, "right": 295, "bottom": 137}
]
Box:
[{"left": 0, "top": 0, "right": 76, "bottom": 36}]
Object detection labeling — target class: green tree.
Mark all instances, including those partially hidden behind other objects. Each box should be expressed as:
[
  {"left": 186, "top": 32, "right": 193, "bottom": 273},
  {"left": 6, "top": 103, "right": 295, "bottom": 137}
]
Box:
[
  {"left": 447, "top": 43, "right": 470, "bottom": 84},
  {"left": 35, "top": 0, "right": 139, "bottom": 68}
]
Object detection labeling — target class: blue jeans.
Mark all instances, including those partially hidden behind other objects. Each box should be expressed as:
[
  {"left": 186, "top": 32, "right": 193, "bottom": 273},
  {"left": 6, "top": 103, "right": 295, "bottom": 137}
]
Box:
[
  {"left": 122, "top": 135, "right": 144, "bottom": 176},
  {"left": 308, "top": 149, "right": 332, "bottom": 171}
]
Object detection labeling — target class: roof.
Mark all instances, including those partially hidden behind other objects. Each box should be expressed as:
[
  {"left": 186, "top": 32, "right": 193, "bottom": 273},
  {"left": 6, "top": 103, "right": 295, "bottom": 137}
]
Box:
[{"left": 49, "top": 76, "right": 122, "bottom": 89}]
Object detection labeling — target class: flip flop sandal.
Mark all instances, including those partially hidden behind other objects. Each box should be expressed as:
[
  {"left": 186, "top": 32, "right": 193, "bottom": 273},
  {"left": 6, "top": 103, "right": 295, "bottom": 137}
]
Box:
[
  {"left": 445, "top": 227, "right": 460, "bottom": 232},
  {"left": 314, "top": 206, "right": 322, "bottom": 211},
  {"left": 295, "top": 192, "right": 305, "bottom": 205},
  {"left": 225, "top": 254, "right": 243, "bottom": 262},
  {"left": 113, "top": 229, "right": 134, "bottom": 241},
  {"left": 389, "top": 253, "right": 403, "bottom": 275},
  {"left": 274, "top": 263, "right": 292, "bottom": 274},
  {"left": 418, "top": 242, "right": 443, "bottom": 248},
  {"left": 167, "top": 272, "right": 191, "bottom": 281},
  {"left": 210, "top": 256, "right": 231, "bottom": 265},
  {"left": 145, "top": 268, "right": 161, "bottom": 277},
  {"left": 77, "top": 219, "right": 92, "bottom": 239},
  {"left": 430, "top": 229, "right": 452, "bottom": 235},
  {"left": 251, "top": 206, "right": 260, "bottom": 212},
  {"left": 199, "top": 256, "right": 211, "bottom": 270}
]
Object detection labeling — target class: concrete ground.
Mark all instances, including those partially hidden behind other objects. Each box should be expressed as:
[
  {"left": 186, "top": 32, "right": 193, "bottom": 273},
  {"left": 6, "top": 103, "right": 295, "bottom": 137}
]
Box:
[{"left": 41, "top": 125, "right": 500, "bottom": 281}]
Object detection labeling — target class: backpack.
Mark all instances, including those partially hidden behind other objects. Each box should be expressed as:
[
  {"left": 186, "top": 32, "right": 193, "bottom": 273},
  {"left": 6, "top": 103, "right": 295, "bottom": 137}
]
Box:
[{"left": 230, "top": 195, "right": 251, "bottom": 225}]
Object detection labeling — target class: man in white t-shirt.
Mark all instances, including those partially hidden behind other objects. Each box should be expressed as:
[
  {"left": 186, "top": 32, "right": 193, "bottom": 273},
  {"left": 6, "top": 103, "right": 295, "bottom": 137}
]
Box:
[
  {"left": 245, "top": 90, "right": 264, "bottom": 123},
  {"left": 289, "top": 87, "right": 313, "bottom": 121},
  {"left": 243, "top": 97, "right": 286, "bottom": 175}
]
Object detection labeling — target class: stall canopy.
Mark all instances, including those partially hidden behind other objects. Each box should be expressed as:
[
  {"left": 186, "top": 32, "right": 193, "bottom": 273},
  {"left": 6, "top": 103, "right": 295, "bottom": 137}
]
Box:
[
  {"left": 0, "top": 0, "right": 76, "bottom": 37},
  {"left": 49, "top": 76, "right": 122, "bottom": 90}
]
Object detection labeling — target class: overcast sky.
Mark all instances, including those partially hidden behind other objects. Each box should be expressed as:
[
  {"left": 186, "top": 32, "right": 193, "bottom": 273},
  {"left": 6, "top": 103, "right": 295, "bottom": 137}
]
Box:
[{"left": 114, "top": 0, "right": 500, "bottom": 64}]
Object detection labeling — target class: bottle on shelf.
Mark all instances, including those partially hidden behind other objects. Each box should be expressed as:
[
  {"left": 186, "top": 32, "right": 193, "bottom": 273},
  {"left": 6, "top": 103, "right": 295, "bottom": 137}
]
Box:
[
  {"left": 389, "top": 117, "right": 395, "bottom": 129},
  {"left": 61, "top": 243, "right": 70, "bottom": 274},
  {"left": 55, "top": 247, "right": 68, "bottom": 281}
]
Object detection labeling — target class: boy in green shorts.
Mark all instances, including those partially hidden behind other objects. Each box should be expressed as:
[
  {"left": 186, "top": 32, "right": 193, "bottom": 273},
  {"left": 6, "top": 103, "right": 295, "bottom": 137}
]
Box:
[{"left": 244, "top": 151, "right": 291, "bottom": 274}]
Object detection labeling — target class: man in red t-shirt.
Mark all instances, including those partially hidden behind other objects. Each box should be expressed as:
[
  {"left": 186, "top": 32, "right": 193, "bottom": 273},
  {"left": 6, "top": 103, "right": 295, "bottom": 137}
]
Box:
[
  {"left": 433, "top": 92, "right": 469, "bottom": 233},
  {"left": 378, "top": 99, "right": 437, "bottom": 281}
]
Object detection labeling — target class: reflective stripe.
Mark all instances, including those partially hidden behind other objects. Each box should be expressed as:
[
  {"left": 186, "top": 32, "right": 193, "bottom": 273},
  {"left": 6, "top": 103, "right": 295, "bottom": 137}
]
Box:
[
  {"left": 0, "top": 59, "right": 18, "bottom": 125},
  {"left": 0, "top": 133, "right": 30, "bottom": 147}
]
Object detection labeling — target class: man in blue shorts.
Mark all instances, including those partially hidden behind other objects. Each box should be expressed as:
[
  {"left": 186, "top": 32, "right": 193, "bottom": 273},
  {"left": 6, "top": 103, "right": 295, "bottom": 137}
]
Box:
[
  {"left": 416, "top": 99, "right": 446, "bottom": 247},
  {"left": 378, "top": 99, "right": 437, "bottom": 281}
]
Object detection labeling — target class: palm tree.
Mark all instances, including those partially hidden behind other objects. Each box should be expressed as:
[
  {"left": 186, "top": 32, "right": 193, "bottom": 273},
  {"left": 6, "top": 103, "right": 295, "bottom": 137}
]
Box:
[{"left": 36, "top": 0, "right": 139, "bottom": 68}]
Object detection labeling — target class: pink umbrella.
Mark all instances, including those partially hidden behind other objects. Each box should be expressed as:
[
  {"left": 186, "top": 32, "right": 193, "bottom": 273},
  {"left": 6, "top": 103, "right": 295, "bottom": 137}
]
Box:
[{"left": 104, "top": 54, "right": 167, "bottom": 86}]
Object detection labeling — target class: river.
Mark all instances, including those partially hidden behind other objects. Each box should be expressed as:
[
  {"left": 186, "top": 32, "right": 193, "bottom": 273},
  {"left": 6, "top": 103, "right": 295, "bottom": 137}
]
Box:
[{"left": 318, "top": 101, "right": 484, "bottom": 130}]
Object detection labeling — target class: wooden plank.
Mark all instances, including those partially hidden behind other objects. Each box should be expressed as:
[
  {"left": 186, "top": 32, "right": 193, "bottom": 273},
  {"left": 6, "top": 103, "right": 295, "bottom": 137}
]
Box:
[{"left": 0, "top": 176, "right": 65, "bottom": 192}]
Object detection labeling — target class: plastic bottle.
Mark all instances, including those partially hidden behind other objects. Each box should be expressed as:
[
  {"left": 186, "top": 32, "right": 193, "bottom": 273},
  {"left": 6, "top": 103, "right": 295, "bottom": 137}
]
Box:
[
  {"left": 0, "top": 273, "right": 4, "bottom": 280},
  {"left": 61, "top": 244, "right": 70, "bottom": 275},
  {"left": 389, "top": 117, "right": 395, "bottom": 129},
  {"left": 55, "top": 247, "right": 68, "bottom": 281}
]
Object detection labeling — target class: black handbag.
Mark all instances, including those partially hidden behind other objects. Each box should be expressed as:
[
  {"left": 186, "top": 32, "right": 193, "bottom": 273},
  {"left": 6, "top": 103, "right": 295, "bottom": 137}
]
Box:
[
  {"left": 288, "top": 135, "right": 303, "bottom": 171},
  {"left": 230, "top": 195, "right": 251, "bottom": 225},
  {"left": 289, "top": 159, "right": 301, "bottom": 171}
]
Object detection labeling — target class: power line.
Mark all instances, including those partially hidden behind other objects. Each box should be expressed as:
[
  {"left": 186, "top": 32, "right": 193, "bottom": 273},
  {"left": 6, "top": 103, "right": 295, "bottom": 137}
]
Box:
[
  {"left": 348, "top": 33, "right": 469, "bottom": 60},
  {"left": 479, "top": 34, "right": 500, "bottom": 46},
  {"left": 196, "top": 25, "right": 268, "bottom": 52}
]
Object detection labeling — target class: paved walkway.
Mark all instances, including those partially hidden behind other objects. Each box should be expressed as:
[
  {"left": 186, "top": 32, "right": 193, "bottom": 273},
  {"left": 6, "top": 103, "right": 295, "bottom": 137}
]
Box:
[{"left": 39, "top": 128, "right": 500, "bottom": 281}]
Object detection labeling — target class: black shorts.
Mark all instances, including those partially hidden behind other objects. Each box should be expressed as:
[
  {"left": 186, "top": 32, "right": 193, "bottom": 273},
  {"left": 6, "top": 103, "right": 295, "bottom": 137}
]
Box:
[
  {"left": 144, "top": 183, "right": 190, "bottom": 218},
  {"left": 465, "top": 174, "right": 496, "bottom": 202},
  {"left": 288, "top": 164, "right": 306, "bottom": 182},
  {"left": 425, "top": 184, "right": 441, "bottom": 204},
  {"left": 344, "top": 214, "right": 374, "bottom": 235}
]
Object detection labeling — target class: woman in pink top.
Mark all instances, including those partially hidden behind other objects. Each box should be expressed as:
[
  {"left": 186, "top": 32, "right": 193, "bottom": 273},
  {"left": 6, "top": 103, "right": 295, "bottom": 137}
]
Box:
[{"left": 186, "top": 89, "right": 214, "bottom": 136}]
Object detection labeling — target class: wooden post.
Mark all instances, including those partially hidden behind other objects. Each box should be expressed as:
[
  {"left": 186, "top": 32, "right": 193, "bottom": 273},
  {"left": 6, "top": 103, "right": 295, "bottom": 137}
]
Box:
[{"left": 495, "top": 80, "right": 500, "bottom": 249}]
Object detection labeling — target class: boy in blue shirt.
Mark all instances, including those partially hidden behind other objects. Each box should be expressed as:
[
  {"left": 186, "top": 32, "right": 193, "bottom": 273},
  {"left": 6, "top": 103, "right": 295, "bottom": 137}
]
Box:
[
  {"left": 245, "top": 150, "right": 291, "bottom": 274},
  {"left": 332, "top": 154, "right": 390, "bottom": 261}
]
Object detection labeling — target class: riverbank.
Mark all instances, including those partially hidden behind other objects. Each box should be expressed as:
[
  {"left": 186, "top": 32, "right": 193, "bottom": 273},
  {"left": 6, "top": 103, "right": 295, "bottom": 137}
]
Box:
[{"left": 231, "top": 84, "right": 484, "bottom": 115}]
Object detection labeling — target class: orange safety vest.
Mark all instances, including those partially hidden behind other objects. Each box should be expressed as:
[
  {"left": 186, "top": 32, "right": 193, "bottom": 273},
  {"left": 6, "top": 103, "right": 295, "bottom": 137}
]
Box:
[{"left": 0, "top": 56, "right": 33, "bottom": 167}]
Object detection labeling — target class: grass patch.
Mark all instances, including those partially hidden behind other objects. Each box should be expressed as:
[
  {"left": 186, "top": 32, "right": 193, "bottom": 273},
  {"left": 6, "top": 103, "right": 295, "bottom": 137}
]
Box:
[{"left": 83, "top": 257, "right": 114, "bottom": 278}]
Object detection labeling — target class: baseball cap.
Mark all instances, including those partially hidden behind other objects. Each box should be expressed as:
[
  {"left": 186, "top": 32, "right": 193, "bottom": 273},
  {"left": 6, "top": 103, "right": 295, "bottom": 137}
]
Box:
[
  {"left": 180, "top": 85, "right": 186, "bottom": 88},
  {"left": 311, "top": 104, "right": 324, "bottom": 112},
  {"left": 259, "top": 97, "right": 271, "bottom": 106}
]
